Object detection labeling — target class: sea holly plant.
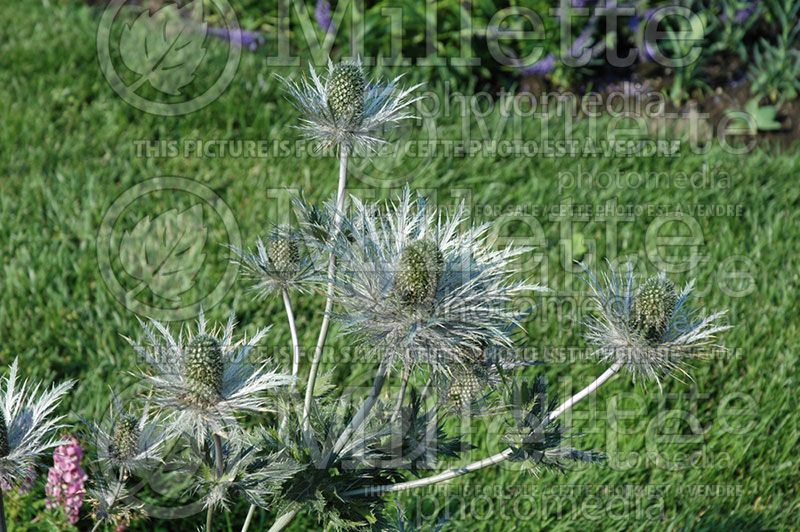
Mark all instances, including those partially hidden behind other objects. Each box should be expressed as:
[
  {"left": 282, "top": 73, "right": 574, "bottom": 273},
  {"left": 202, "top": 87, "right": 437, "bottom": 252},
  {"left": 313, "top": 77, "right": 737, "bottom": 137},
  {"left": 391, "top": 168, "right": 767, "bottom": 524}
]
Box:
[
  {"left": 0, "top": 359, "right": 74, "bottom": 532},
  {"left": 75, "top": 61, "right": 728, "bottom": 531}
]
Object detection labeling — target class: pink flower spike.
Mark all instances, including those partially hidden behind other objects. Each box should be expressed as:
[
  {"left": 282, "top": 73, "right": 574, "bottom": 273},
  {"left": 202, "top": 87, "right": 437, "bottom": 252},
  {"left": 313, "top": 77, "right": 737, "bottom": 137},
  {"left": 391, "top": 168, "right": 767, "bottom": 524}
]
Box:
[{"left": 45, "top": 436, "right": 87, "bottom": 526}]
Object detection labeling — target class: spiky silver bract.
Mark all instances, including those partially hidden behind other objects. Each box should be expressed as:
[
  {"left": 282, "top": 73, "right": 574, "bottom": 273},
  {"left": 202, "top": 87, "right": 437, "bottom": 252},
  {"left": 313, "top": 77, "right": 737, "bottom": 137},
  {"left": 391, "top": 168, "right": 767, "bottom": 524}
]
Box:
[
  {"left": 259, "top": 398, "right": 403, "bottom": 530},
  {"left": 88, "top": 396, "right": 168, "bottom": 476},
  {"left": 231, "top": 226, "right": 318, "bottom": 298},
  {"left": 130, "top": 311, "right": 294, "bottom": 441},
  {"left": 326, "top": 187, "right": 543, "bottom": 371},
  {"left": 281, "top": 59, "right": 422, "bottom": 152},
  {"left": 0, "top": 358, "right": 74, "bottom": 488},
  {"left": 504, "top": 377, "right": 604, "bottom": 474},
  {"left": 88, "top": 479, "right": 145, "bottom": 531},
  {"left": 194, "top": 436, "right": 302, "bottom": 511},
  {"left": 582, "top": 262, "right": 729, "bottom": 385}
]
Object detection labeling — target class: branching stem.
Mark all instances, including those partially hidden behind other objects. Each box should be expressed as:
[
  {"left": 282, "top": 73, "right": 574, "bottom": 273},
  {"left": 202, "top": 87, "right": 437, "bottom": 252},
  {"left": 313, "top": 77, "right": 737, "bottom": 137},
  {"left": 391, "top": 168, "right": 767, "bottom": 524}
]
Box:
[
  {"left": 328, "top": 358, "right": 391, "bottom": 464},
  {"left": 282, "top": 289, "right": 301, "bottom": 388},
  {"left": 342, "top": 361, "right": 623, "bottom": 496}
]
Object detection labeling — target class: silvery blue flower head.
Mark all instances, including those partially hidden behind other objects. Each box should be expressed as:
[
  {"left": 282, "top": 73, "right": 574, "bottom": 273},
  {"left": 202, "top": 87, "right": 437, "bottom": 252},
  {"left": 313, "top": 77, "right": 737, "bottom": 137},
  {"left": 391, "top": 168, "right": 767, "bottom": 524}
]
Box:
[
  {"left": 582, "top": 262, "right": 729, "bottom": 386},
  {"left": 231, "top": 225, "right": 320, "bottom": 298},
  {"left": 0, "top": 358, "right": 74, "bottom": 489},
  {"left": 281, "top": 59, "right": 422, "bottom": 153},
  {"left": 328, "top": 187, "right": 543, "bottom": 371},
  {"left": 129, "top": 311, "right": 294, "bottom": 441},
  {"left": 87, "top": 395, "right": 168, "bottom": 477}
]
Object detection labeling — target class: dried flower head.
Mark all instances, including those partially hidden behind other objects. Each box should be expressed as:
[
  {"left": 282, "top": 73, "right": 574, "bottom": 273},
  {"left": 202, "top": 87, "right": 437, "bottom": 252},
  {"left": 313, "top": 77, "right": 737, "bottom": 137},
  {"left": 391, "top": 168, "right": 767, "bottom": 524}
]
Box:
[
  {"left": 327, "top": 187, "right": 543, "bottom": 371},
  {"left": 582, "top": 262, "right": 729, "bottom": 385},
  {"left": 0, "top": 358, "right": 74, "bottom": 489},
  {"left": 130, "top": 311, "right": 294, "bottom": 441},
  {"left": 282, "top": 59, "right": 422, "bottom": 152}
]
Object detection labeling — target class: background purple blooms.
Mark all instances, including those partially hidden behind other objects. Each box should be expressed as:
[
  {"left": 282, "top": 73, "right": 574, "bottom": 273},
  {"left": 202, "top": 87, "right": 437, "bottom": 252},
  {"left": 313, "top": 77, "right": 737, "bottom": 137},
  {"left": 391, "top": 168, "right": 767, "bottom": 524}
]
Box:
[
  {"left": 316, "top": 0, "right": 334, "bottom": 33},
  {"left": 45, "top": 437, "right": 87, "bottom": 525}
]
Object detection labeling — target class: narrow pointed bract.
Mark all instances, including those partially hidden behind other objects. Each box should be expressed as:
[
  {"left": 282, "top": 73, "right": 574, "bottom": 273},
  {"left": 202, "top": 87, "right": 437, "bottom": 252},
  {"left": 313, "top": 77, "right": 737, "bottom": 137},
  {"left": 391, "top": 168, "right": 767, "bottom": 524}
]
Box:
[{"left": 0, "top": 358, "right": 74, "bottom": 489}]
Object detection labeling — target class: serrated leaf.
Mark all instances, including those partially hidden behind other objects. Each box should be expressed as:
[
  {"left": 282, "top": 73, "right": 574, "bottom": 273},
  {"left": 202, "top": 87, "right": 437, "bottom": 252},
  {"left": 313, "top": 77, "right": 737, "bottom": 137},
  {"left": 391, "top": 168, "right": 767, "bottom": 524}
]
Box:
[
  {"left": 119, "top": 0, "right": 207, "bottom": 95},
  {"left": 119, "top": 204, "right": 207, "bottom": 301}
]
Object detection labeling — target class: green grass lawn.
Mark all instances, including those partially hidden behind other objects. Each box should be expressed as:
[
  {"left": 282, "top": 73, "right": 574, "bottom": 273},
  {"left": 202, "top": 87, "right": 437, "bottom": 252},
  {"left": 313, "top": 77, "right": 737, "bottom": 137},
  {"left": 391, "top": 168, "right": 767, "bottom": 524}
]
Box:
[{"left": 1, "top": 1, "right": 799, "bottom": 530}]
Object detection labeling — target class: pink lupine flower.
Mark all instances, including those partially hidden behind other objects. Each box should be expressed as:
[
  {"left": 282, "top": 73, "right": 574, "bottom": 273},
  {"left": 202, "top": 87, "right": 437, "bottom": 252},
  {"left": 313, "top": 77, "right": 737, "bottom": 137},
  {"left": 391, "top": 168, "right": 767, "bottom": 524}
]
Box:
[{"left": 45, "top": 436, "right": 88, "bottom": 525}]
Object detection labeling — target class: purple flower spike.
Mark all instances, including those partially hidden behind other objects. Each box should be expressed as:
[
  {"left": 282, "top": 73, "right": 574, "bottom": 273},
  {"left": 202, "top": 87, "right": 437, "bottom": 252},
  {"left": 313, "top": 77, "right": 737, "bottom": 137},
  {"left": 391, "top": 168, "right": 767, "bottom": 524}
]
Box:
[
  {"left": 522, "top": 53, "right": 556, "bottom": 76},
  {"left": 316, "top": 0, "right": 334, "bottom": 33},
  {"left": 734, "top": 1, "right": 759, "bottom": 23},
  {"left": 45, "top": 436, "right": 87, "bottom": 525},
  {"left": 207, "top": 27, "right": 265, "bottom": 52}
]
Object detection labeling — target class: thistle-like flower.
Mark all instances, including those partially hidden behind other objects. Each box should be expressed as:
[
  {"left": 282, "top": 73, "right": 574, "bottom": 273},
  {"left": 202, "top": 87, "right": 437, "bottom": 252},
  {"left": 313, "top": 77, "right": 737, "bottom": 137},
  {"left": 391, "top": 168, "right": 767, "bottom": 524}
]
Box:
[
  {"left": 231, "top": 226, "right": 318, "bottom": 298},
  {"left": 282, "top": 59, "right": 422, "bottom": 152},
  {"left": 130, "top": 312, "right": 294, "bottom": 441},
  {"left": 582, "top": 262, "right": 729, "bottom": 385},
  {"left": 327, "top": 187, "right": 543, "bottom": 371},
  {"left": 0, "top": 358, "right": 74, "bottom": 489},
  {"left": 87, "top": 396, "right": 168, "bottom": 476}
]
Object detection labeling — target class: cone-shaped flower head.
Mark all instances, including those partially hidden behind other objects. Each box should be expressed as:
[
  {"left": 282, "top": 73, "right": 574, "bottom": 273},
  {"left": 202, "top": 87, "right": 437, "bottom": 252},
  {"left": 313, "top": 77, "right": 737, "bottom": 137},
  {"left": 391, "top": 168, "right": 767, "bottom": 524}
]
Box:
[
  {"left": 582, "top": 263, "right": 728, "bottom": 385},
  {"left": 393, "top": 240, "right": 444, "bottom": 308},
  {"left": 327, "top": 63, "right": 366, "bottom": 125},
  {"left": 282, "top": 59, "right": 422, "bottom": 152},
  {"left": 109, "top": 415, "right": 140, "bottom": 462},
  {"left": 447, "top": 368, "right": 484, "bottom": 410},
  {"left": 267, "top": 237, "right": 301, "bottom": 275},
  {"left": 231, "top": 226, "right": 317, "bottom": 299},
  {"left": 0, "top": 412, "right": 8, "bottom": 457},
  {"left": 184, "top": 334, "right": 224, "bottom": 403},
  {"left": 88, "top": 397, "right": 169, "bottom": 479},
  {"left": 131, "top": 311, "right": 294, "bottom": 440},
  {"left": 631, "top": 275, "right": 677, "bottom": 343}
]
